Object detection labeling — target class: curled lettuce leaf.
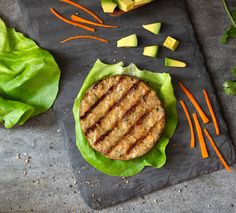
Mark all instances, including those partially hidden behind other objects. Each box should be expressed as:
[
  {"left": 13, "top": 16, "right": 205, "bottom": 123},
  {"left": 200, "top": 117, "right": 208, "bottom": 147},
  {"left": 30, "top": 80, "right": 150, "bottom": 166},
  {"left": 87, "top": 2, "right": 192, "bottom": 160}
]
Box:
[
  {"left": 0, "top": 18, "right": 60, "bottom": 128},
  {"left": 73, "top": 60, "right": 177, "bottom": 176}
]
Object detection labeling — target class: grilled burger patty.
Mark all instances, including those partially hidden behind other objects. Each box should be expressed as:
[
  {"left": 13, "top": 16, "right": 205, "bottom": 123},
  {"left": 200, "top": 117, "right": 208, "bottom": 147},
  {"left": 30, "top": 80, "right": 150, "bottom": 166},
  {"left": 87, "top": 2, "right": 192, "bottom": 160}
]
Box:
[{"left": 80, "top": 75, "right": 166, "bottom": 160}]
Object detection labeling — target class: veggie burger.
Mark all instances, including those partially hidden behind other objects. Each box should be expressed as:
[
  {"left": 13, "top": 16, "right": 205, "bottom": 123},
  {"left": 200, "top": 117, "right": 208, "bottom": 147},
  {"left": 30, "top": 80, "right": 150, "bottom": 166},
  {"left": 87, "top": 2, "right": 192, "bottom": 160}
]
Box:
[{"left": 80, "top": 75, "right": 166, "bottom": 160}]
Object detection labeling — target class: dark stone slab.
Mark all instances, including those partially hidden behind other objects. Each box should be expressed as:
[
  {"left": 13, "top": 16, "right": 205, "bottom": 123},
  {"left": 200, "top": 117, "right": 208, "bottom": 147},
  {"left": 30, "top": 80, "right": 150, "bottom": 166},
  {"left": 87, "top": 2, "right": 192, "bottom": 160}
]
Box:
[{"left": 17, "top": 0, "right": 235, "bottom": 209}]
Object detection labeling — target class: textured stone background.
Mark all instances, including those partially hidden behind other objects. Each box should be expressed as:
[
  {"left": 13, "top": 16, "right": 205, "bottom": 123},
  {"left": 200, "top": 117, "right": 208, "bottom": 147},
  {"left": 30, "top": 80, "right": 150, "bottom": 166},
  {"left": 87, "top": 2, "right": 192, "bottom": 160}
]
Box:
[{"left": 0, "top": 0, "right": 235, "bottom": 212}]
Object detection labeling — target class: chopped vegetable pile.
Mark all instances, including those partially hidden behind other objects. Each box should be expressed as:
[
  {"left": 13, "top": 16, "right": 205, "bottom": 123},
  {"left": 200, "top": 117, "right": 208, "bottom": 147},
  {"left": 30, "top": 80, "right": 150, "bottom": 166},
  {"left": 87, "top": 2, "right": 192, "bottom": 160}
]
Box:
[
  {"left": 0, "top": 18, "right": 60, "bottom": 128},
  {"left": 50, "top": 0, "right": 118, "bottom": 44},
  {"left": 116, "top": 22, "right": 186, "bottom": 67},
  {"left": 49, "top": 1, "right": 187, "bottom": 69},
  {"left": 179, "top": 83, "right": 231, "bottom": 173}
]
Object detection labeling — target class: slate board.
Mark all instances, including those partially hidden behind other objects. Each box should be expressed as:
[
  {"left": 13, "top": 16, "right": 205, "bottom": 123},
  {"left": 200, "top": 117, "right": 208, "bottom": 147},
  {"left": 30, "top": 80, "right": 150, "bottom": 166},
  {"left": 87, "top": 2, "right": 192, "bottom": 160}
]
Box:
[{"left": 17, "top": 0, "right": 236, "bottom": 210}]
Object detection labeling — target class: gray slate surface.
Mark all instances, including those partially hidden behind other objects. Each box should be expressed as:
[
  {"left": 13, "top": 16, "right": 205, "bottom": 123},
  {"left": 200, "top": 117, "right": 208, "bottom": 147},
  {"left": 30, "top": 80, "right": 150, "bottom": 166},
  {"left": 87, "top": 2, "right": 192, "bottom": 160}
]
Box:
[{"left": 0, "top": 0, "right": 236, "bottom": 212}]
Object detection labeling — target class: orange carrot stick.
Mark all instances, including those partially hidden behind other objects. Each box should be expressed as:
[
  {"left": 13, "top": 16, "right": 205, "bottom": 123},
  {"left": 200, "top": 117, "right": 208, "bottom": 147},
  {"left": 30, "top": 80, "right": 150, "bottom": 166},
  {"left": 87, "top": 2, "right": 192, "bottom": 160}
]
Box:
[
  {"left": 60, "top": 35, "right": 109, "bottom": 44},
  {"left": 179, "top": 82, "right": 209, "bottom": 124},
  {"left": 71, "top": 15, "right": 118, "bottom": 29},
  {"left": 204, "top": 128, "right": 231, "bottom": 173},
  {"left": 60, "top": 0, "right": 103, "bottom": 24},
  {"left": 203, "top": 89, "right": 220, "bottom": 135},
  {"left": 192, "top": 113, "right": 209, "bottom": 158},
  {"left": 180, "top": 100, "right": 195, "bottom": 148},
  {"left": 50, "top": 8, "right": 95, "bottom": 32}
]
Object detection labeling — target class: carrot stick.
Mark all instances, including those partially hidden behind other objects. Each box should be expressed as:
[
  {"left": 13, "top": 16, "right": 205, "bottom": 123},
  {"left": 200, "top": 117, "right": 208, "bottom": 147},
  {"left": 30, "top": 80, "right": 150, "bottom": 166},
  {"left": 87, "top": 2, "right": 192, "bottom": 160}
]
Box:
[
  {"left": 204, "top": 128, "right": 231, "bottom": 173},
  {"left": 50, "top": 8, "right": 95, "bottom": 32},
  {"left": 192, "top": 113, "right": 209, "bottom": 158},
  {"left": 60, "top": 0, "right": 103, "bottom": 24},
  {"left": 179, "top": 82, "right": 209, "bottom": 124},
  {"left": 60, "top": 35, "right": 109, "bottom": 44},
  {"left": 180, "top": 100, "right": 195, "bottom": 148},
  {"left": 71, "top": 15, "right": 118, "bottom": 29},
  {"left": 203, "top": 89, "right": 220, "bottom": 135}
]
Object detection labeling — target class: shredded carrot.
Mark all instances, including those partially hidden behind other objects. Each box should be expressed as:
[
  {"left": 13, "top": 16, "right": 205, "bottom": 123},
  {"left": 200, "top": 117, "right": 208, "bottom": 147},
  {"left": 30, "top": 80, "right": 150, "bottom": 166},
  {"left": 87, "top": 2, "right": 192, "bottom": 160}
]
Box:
[
  {"left": 50, "top": 8, "right": 95, "bottom": 32},
  {"left": 179, "top": 82, "right": 209, "bottom": 124},
  {"left": 60, "top": 35, "right": 109, "bottom": 44},
  {"left": 204, "top": 128, "right": 231, "bottom": 173},
  {"left": 180, "top": 100, "right": 195, "bottom": 148},
  {"left": 192, "top": 113, "right": 209, "bottom": 158},
  {"left": 71, "top": 15, "right": 118, "bottom": 29},
  {"left": 203, "top": 89, "right": 220, "bottom": 135},
  {"left": 60, "top": 0, "right": 103, "bottom": 24}
]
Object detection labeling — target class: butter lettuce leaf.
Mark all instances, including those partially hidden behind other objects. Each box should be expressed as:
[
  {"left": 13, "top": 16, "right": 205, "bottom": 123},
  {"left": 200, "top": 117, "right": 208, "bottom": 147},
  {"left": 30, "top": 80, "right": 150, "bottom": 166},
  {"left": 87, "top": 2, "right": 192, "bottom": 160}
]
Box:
[
  {"left": 73, "top": 60, "right": 177, "bottom": 176},
  {"left": 0, "top": 18, "right": 60, "bottom": 128}
]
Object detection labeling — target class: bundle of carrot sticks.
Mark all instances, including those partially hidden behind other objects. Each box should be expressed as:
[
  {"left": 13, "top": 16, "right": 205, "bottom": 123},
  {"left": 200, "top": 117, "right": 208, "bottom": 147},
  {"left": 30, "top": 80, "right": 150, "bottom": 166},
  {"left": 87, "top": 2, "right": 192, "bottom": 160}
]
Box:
[
  {"left": 50, "top": 0, "right": 118, "bottom": 43},
  {"left": 179, "top": 82, "right": 231, "bottom": 173}
]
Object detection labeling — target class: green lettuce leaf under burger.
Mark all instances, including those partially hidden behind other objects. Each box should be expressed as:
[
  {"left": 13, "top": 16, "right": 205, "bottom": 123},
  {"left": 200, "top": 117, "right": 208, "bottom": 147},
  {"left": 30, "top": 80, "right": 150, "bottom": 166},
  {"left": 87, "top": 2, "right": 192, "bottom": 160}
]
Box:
[
  {"left": 73, "top": 60, "right": 177, "bottom": 176},
  {"left": 0, "top": 18, "right": 60, "bottom": 128}
]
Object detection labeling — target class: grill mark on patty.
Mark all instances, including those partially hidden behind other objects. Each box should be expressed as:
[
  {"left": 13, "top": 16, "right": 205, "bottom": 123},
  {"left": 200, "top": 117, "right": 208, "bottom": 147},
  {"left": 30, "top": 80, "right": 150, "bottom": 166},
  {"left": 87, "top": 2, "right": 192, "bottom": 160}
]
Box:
[
  {"left": 85, "top": 80, "right": 141, "bottom": 135},
  {"left": 105, "top": 108, "right": 153, "bottom": 154},
  {"left": 80, "top": 76, "right": 122, "bottom": 117},
  {"left": 96, "top": 129, "right": 112, "bottom": 143},
  {"left": 81, "top": 77, "right": 141, "bottom": 132},
  {"left": 92, "top": 81, "right": 99, "bottom": 90},
  {"left": 126, "top": 120, "right": 160, "bottom": 155},
  {"left": 128, "top": 117, "right": 166, "bottom": 158},
  {"left": 93, "top": 91, "right": 159, "bottom": 154},
  {"left": 80, "top": 76, "right": 124, "bottom": 120},
  {"left": 93, "top": 90, "right": 151, "bottom": 146},
  {"left": 108, "top": 108, "right": 165, "bottom": 159}
]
